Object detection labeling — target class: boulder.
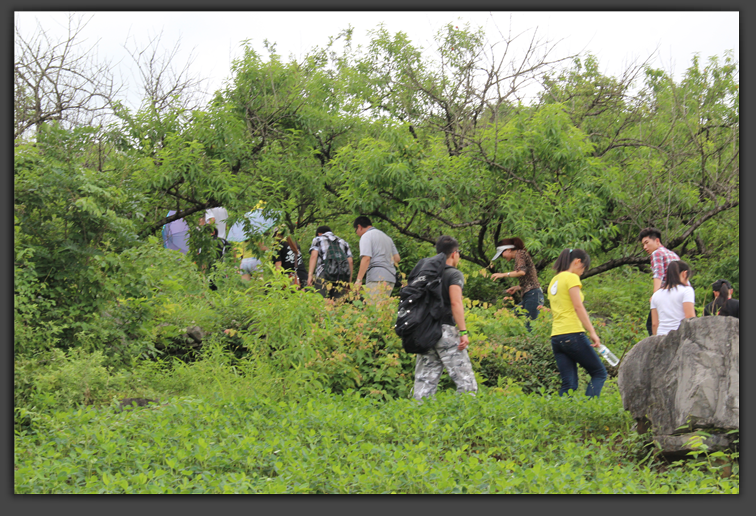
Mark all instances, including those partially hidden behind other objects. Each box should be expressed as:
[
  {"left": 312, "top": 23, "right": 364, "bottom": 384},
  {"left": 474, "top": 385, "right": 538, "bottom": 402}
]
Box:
[
  {"left": 185, "top": 325, "right": 206, "bottom": 347},
  {"left": 617, "top": 316, "right": 738, "bottom": 457}
]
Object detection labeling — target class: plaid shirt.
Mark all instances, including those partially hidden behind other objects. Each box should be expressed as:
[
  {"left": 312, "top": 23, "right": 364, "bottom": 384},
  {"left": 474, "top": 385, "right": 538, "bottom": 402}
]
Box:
[
  {"left": 309, "top": 232, "right": 353, "bottom": 277},
  {"left": 650, "top": 245, "right": 680, "bottom": 284}
]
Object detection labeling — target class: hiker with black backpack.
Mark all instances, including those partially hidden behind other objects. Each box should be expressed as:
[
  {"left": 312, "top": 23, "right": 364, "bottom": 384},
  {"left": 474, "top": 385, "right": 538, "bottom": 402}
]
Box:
[
  {"left": 405, "top": 235, "right": 478, "bottom": 400},
  {"left": 307, "top": 225, "right": 354, "bottom": 300}
]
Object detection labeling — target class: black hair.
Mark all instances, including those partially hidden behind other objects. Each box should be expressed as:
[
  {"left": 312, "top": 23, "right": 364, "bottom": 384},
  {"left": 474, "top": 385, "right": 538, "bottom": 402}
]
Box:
[
  {"left": 435, "top": 235, "right": 459, "bottom": 258},
  {"left": 496, "top": 237, "right": 525, "bottom": 250},
  {"left": 353, "top": 216, "right": 372, "bottom": 229},
  {"left": 315, "top": 225, "right": 331, "bottom": 236},
  {"left": 662, "top": 260, "right": 691, "bottom": 290},
  {"left": 712, "top": 279, "right": 732, "bottom": 292},
  {"left": 638, "top": 227, "right": 662, "bottom": 242},
  {"left": 552, "top": 248, "right": 591, "bottom": 273},
  {"left": 713, "top": 279, "right": 732, "bottom": 312}
]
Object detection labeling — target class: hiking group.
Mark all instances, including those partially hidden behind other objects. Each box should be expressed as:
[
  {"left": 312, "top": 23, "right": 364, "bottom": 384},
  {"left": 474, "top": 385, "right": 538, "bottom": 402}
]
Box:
[
  {"left": 398, "top": 227, "right": 737, "bottom": 401},
  {"left": 166, "top": 211, "right": 737, "bottom": 401}
]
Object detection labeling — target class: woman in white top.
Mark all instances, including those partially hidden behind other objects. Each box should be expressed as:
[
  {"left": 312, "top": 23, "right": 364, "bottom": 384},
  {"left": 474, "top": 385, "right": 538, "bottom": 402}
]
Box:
[{"left": 650, "top": 260, "right": 696, "bottom": 336}]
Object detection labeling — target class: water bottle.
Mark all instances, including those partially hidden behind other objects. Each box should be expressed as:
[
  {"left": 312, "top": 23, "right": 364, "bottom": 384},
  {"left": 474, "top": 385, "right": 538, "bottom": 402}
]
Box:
[{"left": 597, "top": 344, "right": 619, "bottom": 366}]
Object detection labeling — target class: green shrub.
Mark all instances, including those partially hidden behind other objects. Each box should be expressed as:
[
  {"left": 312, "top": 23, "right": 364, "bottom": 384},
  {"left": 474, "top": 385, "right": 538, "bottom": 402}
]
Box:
[{"left": 14, "top": 388, "right": 737, "bottom": 494}]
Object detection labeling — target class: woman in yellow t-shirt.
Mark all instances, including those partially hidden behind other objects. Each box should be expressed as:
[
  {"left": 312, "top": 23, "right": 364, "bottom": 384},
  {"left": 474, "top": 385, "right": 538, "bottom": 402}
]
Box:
[{"left": 547, "top": 248, "right": 606, "bottom": 397}]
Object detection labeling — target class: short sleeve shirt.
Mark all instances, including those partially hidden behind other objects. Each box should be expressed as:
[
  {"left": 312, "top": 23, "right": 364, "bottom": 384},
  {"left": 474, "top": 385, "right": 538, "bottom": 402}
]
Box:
[
  {"left": 548, "top": 271, "right": 585, "bottom": 336},
  {"left": 309, "top": 232, "right": 353, "bottom": 277},
  {"left": 650, "top": 246, "right": 680, "bottom": 283},
  {"left": 359, "top": 227, "right": 399, "bottom": 283},
  {"left": 441, "top": 266, "right": 465, "bottom": 326},
  {"left": 651, "top": 285, "right": 695, "bottom": 335},
  {"left": 513, "top": 249, "right": 540, "bottom": 293},
  {"left": 273, "top": 239, "right": 304, "bottom": 273}
]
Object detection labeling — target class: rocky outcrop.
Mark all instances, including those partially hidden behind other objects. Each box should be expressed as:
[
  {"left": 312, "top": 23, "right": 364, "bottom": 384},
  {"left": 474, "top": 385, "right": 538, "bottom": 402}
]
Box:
[
  {"left": 617, "top": 316, "right": 738, "bottom": 458},
  {"left": 115, "top": 397, "right": 160, "bottom": 412}
]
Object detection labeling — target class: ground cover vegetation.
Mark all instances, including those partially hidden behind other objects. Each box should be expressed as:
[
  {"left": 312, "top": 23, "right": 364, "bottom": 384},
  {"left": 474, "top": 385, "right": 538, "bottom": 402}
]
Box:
[{"left": 15, "top": 19, "right": 738, "bottom": 493}]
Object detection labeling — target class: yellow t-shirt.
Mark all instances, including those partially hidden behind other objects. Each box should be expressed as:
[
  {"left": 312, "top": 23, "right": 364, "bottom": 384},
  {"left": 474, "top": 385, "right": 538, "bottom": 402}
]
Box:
[
  {"left": 548, "top": 271, "right": 585, "bottom": 336},
  {"left": 233, "top": 242, "right": 255, "bottom": 260}
]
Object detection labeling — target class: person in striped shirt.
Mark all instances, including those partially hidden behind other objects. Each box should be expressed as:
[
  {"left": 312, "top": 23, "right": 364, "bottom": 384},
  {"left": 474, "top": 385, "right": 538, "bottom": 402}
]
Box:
[{"left": 638, "top": 227, "right": 680, "bottom": 336}]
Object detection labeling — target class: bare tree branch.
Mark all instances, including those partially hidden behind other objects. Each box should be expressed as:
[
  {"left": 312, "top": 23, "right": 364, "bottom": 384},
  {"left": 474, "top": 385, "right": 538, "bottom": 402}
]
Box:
[{"left": 14, "top": 13, "right": 120, "bottom": 139}]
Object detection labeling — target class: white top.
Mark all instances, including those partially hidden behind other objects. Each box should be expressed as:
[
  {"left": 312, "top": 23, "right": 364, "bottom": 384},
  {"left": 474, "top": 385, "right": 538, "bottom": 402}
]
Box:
[
  {"left": 650, "top": 285, "right": 695, "bottom": 336},
  {"left": 205, "top": 207, "right": 229, "bottom": 239}
]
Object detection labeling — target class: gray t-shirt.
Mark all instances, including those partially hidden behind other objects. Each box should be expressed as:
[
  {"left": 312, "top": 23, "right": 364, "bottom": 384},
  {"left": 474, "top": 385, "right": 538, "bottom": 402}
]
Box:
[
  {"left": 441, "top": 266, "right": 465, "bottom": 326},
  {"left": 359, "top": 227, "right": 399, "bottom": 283}
]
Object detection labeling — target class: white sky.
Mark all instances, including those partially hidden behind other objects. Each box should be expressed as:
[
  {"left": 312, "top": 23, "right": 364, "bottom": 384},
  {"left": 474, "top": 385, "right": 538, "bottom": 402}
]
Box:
[{"left": 15, "top": 11, "right": 739, "bottom": 112}]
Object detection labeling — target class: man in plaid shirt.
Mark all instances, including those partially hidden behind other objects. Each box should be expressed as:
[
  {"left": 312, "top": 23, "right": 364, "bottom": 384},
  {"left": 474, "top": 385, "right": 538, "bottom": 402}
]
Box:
[
  {"left": 639, "top": 227, "right": 680, "bottom": 336},
  {"left": 307, "top": 225, "right": 354, "bottom": 299}
]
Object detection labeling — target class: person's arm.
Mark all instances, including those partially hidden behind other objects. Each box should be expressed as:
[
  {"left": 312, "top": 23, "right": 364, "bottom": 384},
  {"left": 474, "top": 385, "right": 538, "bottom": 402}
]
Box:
[
  {"left": 355, "top": 255, "right": 371, "bottom": 286},
  {"left": 347, "top": 256, "right": 354, "bottom": 282},
  {"left": 449, "top": 284, "right": 469, "bottom": 351},
  {"left": 683, "top": 287, "right": 696, "bottom": 319},
  {"left": 569, "top": 286, "right": 600, "bottom": 347},
  {"left": 307, "top": 250, "right": 318, "bottom": 286},
  {"left": 649, "top": 278, "right": 663, "bottom": 303},
  {"left": 273, "top": 242, "right": 285, "bottom": 270},
  {"left": 491, "top": 269, "right": 524, "bottom": 295},
  {"left": 393, "top": 253, "right": 400, "bottom": 265},
  {"left": 495, "top": 252, "right": 528, "bottom": 280},
  {"left": 492, "top": 270, "right": 525, "bottom": 280},
  {"left": 649, "top": 251, "right": 663, "bottom": 301},
  {"left": 651, "top": 308, "right": 659, "bottom": 335}
]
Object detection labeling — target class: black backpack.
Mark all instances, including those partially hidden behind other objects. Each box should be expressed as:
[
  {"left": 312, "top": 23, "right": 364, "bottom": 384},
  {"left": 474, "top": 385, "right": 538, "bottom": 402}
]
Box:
[
  {"left": 321, "top": 235, "right": 351, "bottom": 282},
  {"left": 395, "top": 253, "right": 448, "bottom": 353},
  {"left": 209, "top": 236, "right": 231, "bottom": 263}
]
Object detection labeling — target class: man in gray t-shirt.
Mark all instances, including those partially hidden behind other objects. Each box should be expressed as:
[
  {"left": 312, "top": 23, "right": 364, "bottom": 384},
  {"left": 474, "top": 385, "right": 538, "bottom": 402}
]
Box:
[{"left": 353, "top": 216, "right": 400, "bottom": 303}]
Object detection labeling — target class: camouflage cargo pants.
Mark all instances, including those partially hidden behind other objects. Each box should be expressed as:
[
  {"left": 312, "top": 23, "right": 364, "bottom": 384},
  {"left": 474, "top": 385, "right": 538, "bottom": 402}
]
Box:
[{"left": 412, "top": 324, "right": 478, "bottom": 400}]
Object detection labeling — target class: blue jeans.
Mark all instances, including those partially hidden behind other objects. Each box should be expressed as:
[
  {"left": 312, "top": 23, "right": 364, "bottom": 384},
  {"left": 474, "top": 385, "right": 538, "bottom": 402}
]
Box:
[
  {"left": 518, "top": 288, "right": 544, "bottom": 331},
  {"left": 551, "top": 332, "right": 607, "bottom": 397}
]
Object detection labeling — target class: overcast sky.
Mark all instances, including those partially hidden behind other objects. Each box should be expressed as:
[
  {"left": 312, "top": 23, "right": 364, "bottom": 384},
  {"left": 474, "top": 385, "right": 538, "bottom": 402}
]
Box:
[{"left": 15, "top": 11, "right": 739, "bottom": 111}]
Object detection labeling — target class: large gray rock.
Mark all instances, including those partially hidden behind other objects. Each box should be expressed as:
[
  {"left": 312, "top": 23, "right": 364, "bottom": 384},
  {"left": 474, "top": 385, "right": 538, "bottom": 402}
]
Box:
[{"left": 617, "top": 316, "right": 738, "bottom": 457}]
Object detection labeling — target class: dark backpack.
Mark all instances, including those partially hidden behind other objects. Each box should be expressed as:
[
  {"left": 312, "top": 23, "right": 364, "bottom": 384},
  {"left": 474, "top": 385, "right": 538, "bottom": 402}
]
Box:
[
  {"left": 321, "top": 235, "right": 350, "bottom": 282},
  {"left": 215, "top": 237, "right": 231, "bottom": 262},
  {"left": 395, "top": 253, "right": 448, "bottom": 353}
]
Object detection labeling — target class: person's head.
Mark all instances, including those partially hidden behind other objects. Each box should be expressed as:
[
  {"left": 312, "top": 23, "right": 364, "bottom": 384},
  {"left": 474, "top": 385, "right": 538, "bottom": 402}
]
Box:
[
  {"left": 492, "top": 237, "right": 525, "bottom": 262},
  {"left": 638, "top": 227, "right": 663, "bottom": 255},
  {"left": 315, "top": 225, "right": 331, "bottom": 236},
  {"left": 552, "top": 248, "right": 591, "bottom": 275},
  {"left": 712, "top": 279, "right": 733, "bottom": 308},
  {"left": 353, "top": 216, "right": 372, "bottom": 237},
  {"left": 663, "top": 260, "right": 691, "bottom": 290},
  {"left": 436, "top": 235, "right": 460, "bottom": 265},
  {"left": 272, "top": 226, "right": 286, "bottom": 240}
]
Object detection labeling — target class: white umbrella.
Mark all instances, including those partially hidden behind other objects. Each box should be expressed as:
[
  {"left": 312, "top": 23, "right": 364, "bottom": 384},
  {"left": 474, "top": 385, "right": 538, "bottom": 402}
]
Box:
[{"left": 225, "top": 210, "right": 277, "bottom": 242}]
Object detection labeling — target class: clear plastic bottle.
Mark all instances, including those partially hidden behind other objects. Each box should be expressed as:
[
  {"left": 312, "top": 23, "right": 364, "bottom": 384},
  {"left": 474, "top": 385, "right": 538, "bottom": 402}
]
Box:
[{"left": 597, "top": 344, "right": 619, "bottom": 366}]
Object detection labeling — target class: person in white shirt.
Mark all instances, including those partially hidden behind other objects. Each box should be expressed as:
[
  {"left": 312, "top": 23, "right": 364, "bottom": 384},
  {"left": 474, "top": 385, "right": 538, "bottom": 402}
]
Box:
[
  {"left": 204, "top": 207, "right": 229, "bottom": 240},
  {"left": 650, "top": 260, "right": 696, "bottom": 336}
]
